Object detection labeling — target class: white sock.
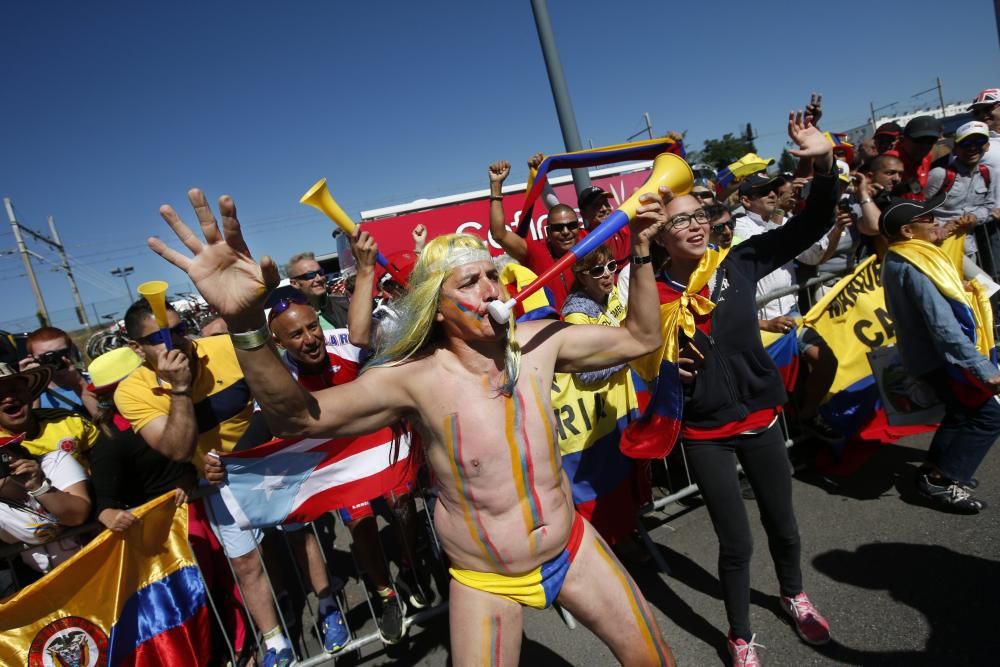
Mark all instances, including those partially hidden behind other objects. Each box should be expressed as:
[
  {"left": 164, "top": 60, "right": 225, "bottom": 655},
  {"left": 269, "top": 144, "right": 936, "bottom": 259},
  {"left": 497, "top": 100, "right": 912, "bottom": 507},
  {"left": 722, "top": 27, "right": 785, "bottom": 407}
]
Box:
[
  {"left": 263, "top": 626, "right": 290, "bottom": 652},
  {"left": 318, "top": 593, "right": 337, "bottom": 615}
]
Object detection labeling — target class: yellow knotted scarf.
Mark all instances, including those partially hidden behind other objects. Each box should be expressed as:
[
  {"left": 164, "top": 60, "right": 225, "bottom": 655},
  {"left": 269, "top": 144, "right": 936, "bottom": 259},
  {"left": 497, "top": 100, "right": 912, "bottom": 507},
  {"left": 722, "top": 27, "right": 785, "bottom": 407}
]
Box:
[{"left": 888, "top": 236, "right": 994, "bottom": 358}]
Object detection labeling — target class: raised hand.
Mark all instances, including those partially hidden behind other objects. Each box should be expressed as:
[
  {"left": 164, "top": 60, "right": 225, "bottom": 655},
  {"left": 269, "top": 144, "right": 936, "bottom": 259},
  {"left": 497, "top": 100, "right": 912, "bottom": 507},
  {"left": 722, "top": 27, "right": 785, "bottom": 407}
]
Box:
[
  {"left": 149, "top": 190, "right": 280, "bottom": 329},
  {"left": 787, "top": 111, "right": 833, "bottom": 173},
  {"left": 411, "top": 223, "right": 427, "bottom": 253},
  {"left": 805, "top": 92, "right": 823, "bottom": 125},
  {"left": 488, "top": 160, "right": 511, "bottom": 185},
  {"left": 527, "top": 153, "right": 545, "bottom": 170},
  {"left": 632, "top": 186, "right": 671, "bottom": 244},
  {"left": 350, "top": 228, "right": 379, "bottom": 270}
]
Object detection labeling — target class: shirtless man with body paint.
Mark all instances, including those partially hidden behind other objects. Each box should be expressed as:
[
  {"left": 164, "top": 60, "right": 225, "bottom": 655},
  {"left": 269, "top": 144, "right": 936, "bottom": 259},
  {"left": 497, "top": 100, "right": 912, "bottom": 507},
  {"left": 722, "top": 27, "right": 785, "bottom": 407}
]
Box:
[{"left": 149, "top": 187, "right": 676, "bottom": 666}]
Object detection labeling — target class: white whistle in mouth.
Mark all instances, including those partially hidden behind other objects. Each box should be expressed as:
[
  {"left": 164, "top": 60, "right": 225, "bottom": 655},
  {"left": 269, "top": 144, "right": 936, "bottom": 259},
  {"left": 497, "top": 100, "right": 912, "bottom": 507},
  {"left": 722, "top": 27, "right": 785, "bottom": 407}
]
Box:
[{"left": 487, "top": 298, "right": 515, "bottom": 323}]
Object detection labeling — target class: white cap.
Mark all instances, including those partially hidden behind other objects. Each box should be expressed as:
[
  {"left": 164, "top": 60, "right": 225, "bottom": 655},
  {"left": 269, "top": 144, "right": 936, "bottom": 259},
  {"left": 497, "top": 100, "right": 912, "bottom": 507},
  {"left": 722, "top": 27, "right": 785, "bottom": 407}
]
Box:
[{"left": 955, "top": 121, "right": 990, "bottom": 144}]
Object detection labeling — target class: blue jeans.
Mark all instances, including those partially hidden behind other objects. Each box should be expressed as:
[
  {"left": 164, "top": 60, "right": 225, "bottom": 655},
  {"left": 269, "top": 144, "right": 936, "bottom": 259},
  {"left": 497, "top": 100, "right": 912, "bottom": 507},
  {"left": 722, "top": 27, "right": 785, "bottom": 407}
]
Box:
[{"left": 925, "top": 371, "right": 1000, "bottom": 483}]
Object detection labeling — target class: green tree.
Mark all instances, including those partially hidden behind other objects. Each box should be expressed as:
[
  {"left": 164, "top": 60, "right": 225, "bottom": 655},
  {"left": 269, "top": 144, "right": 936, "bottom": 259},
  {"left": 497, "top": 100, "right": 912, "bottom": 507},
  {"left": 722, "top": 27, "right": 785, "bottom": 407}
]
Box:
[
  {"left": 698, "top": 133, "right": 757, "bottom": 170},
  {"left": 777, "top": 149, "right": 798, "bottom": 174}
]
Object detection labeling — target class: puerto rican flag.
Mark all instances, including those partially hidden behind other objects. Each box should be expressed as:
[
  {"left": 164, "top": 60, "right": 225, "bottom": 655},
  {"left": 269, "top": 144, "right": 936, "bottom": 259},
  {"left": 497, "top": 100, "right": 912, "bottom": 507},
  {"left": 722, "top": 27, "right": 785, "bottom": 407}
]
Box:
[{"left": 218, "top": 429, "right": 413, "bottom": 530}]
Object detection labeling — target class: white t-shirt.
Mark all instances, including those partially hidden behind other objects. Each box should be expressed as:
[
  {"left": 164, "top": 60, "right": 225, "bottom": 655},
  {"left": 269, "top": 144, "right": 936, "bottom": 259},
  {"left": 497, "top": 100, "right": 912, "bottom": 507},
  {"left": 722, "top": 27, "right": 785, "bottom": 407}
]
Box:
[{"left": 0, "top": 450, "right": 88, "bottom": 573}]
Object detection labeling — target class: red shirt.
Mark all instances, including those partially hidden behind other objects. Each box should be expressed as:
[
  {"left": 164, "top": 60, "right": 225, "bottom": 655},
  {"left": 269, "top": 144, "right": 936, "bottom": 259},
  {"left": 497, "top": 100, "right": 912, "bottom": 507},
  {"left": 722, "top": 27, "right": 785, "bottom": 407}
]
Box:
[
  {"left": 888, "top": 148, "right": 934, "bottom": 201},
  {"left": 523, "top": 229, "right": 588, "bottom": 311}
]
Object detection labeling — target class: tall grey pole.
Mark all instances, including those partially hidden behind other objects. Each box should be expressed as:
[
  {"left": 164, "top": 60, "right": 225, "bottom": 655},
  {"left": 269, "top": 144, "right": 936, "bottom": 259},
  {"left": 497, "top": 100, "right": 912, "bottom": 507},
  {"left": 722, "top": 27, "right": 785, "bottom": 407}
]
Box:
[
  {"left": 48, "top": 216, "right": 90, "bottom": 327},
  {"left": 529, "top": 0, "right": 592, "bottom": 196},
  {"left": 4, "top": 198, "right": 49, "bottom": 325},
  {"left": 936, "top": 77, "right": 946, "bottom": 117}
]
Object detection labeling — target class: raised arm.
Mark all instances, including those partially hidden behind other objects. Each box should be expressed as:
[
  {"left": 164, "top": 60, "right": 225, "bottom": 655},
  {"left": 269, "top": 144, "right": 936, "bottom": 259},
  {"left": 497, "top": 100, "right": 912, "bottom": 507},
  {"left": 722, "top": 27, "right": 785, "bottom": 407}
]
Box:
[
  {"left": 487, "top": 160, "right": 527, "bottom": 261},
  {"left": 347, "top": 228, "right": 378, "bottom": 349},
  {"left": 150, "top": 189, "right": 414, "bottom": 439},
  {"left": 551, "top": 190, "right": 666, "bottom": 372}
]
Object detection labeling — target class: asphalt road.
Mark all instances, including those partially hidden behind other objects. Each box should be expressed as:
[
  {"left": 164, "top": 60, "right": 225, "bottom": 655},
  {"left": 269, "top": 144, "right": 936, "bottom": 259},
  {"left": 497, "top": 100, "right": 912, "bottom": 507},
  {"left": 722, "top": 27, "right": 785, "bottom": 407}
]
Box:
[{"left": 296, "top": 432, "right": 998, "bottom": 666}]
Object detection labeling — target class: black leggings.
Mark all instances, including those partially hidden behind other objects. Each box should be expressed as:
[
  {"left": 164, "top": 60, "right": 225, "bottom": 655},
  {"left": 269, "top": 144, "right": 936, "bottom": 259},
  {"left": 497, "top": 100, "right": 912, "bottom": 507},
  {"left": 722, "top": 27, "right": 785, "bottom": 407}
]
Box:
[{"left": 684, "top": 424, "right": 802, "bottom": 640}]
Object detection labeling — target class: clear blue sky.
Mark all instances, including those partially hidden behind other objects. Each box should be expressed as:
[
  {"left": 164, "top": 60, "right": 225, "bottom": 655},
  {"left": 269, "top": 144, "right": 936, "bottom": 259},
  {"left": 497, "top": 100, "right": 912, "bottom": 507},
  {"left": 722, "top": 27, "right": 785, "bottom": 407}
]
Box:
[{"left": 1, "top": 0, "right": 998, "bottom": 330}]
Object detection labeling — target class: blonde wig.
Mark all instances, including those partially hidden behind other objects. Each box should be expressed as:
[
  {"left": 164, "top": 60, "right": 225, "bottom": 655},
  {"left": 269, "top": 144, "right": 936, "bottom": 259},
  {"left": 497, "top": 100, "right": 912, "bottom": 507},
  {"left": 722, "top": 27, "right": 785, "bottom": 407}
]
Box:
[{"left": 367, "top": 234, "right": 522, "bottom": 395}]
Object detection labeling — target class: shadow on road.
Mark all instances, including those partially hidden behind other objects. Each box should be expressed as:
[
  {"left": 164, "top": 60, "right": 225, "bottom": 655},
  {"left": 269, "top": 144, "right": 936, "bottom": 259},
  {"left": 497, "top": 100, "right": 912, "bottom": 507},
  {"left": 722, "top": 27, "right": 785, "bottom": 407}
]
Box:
[
  {"left": 811, "top": 542, "right": 998, "bottom": 665},
  {"left": 793, "top": 441, "right": 926, "bottom": 501}
]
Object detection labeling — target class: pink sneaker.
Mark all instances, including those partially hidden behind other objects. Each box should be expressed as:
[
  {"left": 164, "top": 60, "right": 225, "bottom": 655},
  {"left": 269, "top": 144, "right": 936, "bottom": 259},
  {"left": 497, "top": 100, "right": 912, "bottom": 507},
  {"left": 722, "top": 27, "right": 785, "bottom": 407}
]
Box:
[
  {"left": 780, "top": 592, "right": 831, "bottom": 645},
  {"left": 727, "top": 632, "right": 764, "bottom": 667}
]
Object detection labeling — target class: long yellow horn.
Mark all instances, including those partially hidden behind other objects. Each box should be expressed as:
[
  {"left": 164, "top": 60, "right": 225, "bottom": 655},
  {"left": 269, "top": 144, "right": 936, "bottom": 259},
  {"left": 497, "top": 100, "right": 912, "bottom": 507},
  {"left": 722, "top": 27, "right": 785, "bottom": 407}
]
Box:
[
  {"left": 137, "top": 280, "right": 174, "bottom": 350},
  {"left": 299, "top": 178, "right": 358, "bottom": 235}
]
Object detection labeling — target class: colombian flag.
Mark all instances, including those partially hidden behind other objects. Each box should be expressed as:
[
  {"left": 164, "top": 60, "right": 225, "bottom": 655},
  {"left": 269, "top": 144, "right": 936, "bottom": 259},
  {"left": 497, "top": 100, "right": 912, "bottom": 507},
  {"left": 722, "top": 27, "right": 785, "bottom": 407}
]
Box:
[
  {"left": 552, "top": 367, "right": 641, "bottom": 544},
  {"left": 499, "top": 262, "right": 559, "bottom": 322},
  {"left": 761, "top": 326, "right": 801, "bottom": 394},
  {"left": 0, "top": 493, "right": 210, "bottom": 666},
  {"left": 516, "top": 138, "right": 685, "bottom": 237}
]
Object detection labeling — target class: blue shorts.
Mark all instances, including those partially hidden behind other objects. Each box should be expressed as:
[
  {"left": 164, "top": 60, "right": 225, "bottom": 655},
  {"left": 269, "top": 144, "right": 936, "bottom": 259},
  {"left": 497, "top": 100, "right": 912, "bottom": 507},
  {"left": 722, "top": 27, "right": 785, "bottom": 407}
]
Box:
[{"left": 203, "top": 482, "right": 263, "bottom": 558}]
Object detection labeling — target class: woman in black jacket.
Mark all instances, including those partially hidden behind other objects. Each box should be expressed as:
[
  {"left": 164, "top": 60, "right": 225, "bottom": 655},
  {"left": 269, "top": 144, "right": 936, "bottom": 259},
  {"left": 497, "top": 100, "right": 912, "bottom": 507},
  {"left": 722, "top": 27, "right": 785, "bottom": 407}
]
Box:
[{"left": 653, "top": 112, "right": 838, "bottom": 666}]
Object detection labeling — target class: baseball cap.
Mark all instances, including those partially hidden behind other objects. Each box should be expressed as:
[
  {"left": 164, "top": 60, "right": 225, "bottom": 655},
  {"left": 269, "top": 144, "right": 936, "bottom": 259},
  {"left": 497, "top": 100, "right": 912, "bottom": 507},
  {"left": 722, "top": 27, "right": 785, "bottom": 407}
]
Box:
[
  {"left": 578, "top": 186, "right": 613, "bottom": 212},
  {"left": 878, "top": 191, "right": 946, "bottom": 237},
  {"left": 903, "top": 116, "right": 942, "bottom": 140},
  {"left": 955, "top": 121, "right": 990, "bottom": 144},
  {"left": 728, "top": 153, "right": 774, "bottom": 180},
  {"left": 376, "top": 250, "right": 418, "bottom": 293},
  {"left": 738, "top": 172, "right": 780, "bottom": 197},
  {"left": 874, "top": 121, "right": 902, "bottom": 138},
  {"left": 968, "top": 88, "right": 1000, "bottom": 110}
]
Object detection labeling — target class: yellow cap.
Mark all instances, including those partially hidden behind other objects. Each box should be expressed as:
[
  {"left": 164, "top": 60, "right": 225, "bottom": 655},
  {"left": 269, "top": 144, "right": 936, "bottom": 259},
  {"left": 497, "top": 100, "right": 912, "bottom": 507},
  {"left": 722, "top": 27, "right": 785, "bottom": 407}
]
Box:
[
  {"left": 728, "top": 153, "right": 775, "bottom": 180},
  {"left": 89, "top": 347, "right": 142, "bottom": 389}
]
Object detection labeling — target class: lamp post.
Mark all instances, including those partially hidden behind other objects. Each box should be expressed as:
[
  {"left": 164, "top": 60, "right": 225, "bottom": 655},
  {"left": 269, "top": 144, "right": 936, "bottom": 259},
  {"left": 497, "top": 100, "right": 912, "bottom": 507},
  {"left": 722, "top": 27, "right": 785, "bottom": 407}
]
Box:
[{"left": 111, "top": 266, "right": 135, "bottom": 301}]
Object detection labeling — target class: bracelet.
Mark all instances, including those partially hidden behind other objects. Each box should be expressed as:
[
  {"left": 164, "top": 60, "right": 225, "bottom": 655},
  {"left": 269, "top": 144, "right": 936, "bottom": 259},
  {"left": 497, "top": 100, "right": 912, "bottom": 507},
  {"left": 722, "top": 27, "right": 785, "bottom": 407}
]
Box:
[
  {"left": 488, "top": 194, "right": 504, "bottom": 201},
  {"left": 230, "top": 323, "right": 270, "bottom": 351},
  {"left": 170, "top": 388, "right": 192, "bottom": 397},
  {"left": 27, "top": 478, "right": 52, "bottom": 498},
  {"left": 631, "top": 254, "right": 653, "bottom": 266},
  {"left": 859, "top": 198, "right": 873, "bottom": 206}
]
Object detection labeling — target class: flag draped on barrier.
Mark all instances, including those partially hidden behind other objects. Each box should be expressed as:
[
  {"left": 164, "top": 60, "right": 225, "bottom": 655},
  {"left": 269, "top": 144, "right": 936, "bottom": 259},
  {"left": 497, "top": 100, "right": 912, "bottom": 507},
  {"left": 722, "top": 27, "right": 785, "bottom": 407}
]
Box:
[
  {"left": 761, "top": 326, "right": 801, "bottom": 394},
  {"left": 0, "top": 493, "right": 210, "bottom": 667},
  {"left": 218, "top": 431, "right": 413, "bottom": 529},
  {"left": 515, "top": 138, "right": 684, "bottom": 237}
]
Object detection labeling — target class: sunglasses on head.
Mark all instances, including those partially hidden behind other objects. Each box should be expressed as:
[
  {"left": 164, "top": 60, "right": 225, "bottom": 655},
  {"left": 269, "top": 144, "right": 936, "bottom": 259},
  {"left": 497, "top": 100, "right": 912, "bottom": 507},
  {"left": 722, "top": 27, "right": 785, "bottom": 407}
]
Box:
[
  {"left": 292, "top": 268, "right": 325, "bottom": 281},
  {"left": 711, "top": 221, "right": 734, "bottom": 234},
  {"left": 268, "top": 293, "right": 309, "bottom": 323},
  {"left": 138, "top": 322, "right": 188, "bottom": 346},
  {"left": 579, "top": 260, "right": 618, "bottom": 278},
  {"left": 547, "top": 221, "right": 579, "bottom": 234},
  {"left": 692, "top": 191, "right": 716, "bottom": 201}
]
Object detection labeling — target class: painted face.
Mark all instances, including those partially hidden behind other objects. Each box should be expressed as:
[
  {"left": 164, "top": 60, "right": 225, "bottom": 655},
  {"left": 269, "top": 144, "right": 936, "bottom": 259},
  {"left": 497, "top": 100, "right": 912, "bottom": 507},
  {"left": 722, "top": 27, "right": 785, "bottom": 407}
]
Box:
[
  {"left": 654, "top": 195, "right": 710, "bottom": 262},
  {"left": 0, "top": 377, "right": 32, "bottom": 432},
  {"left": 545, "top": 210, "right": 581, "bottom": 254},
  {"left": 270, "top": 303, "right": 327, "bottom": 366},
  {"left": 436, "top": 260, "right": 503, "bottom": 341},
  {"left": 289, "top": 259, "right": 327, "bottom": 298},
  {"left": 129, "top": 310, "right": 193, "bottom": 371}
]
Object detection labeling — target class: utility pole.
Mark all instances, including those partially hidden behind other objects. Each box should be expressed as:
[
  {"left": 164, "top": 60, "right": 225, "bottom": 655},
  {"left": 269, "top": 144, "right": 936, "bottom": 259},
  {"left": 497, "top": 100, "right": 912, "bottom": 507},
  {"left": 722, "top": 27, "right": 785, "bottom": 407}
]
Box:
[
  {"left": 529, "top": 0, "right": 591, "bottom": 195},
  {"left": 936, "top": 77, "right": 946, "bottom": 117},
  {"left": 3, "top": 197, "right": 49, "bottom": 326},
  {"left": 110, "top": 266, "right": 135, "bottom": 301},
  {"left": 626, "top": 113, "right": 655, "bottom": 142},
  {"left": 870, "top": 101, "right": 877, "bottom": 129},
  {"left": 48, "top": 217, "right": 90, "bottom": 327}
]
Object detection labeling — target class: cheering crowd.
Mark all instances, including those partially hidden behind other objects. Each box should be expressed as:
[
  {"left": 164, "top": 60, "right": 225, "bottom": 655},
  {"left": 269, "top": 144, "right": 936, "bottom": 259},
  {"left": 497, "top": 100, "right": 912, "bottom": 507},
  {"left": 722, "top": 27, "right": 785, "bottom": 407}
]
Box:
[{"left": 2, "top": 89, "right": 1000, "bottom": 667}]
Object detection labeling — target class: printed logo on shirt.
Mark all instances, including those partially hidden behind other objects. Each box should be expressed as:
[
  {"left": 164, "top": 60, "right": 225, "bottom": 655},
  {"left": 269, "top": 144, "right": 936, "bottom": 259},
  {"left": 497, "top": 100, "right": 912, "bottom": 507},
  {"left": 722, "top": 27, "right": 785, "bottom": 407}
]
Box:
[{"left": 58, "top": 438, "right": 77, "bottom": 453}]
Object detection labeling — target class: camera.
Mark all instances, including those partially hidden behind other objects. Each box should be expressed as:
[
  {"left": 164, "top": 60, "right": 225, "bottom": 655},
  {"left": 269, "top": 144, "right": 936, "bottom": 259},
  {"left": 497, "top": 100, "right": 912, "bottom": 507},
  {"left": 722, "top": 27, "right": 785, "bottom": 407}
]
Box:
[
  {"left": 0, "top": 451, "right": 12, "bottom": 478},
  {"left": 37, "top": 350, "right": 69, "bottom": 370}
]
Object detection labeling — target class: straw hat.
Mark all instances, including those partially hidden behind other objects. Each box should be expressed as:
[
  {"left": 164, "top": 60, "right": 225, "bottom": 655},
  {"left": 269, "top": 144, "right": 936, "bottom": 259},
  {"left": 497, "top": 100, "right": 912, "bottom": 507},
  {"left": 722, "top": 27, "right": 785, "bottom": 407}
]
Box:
[{"left": 0, "top": 362, "right": 52, "bottom": 403}]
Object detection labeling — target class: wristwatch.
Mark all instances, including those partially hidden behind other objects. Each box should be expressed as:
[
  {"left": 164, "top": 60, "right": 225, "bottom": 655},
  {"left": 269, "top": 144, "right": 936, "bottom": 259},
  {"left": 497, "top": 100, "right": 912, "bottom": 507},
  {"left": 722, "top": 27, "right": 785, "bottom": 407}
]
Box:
[
  {"left": 632, "top": 254, "right": 653, "bottom": 266},
  {"left": 27, "top": 477, "right": 52, "bottom": 498}
]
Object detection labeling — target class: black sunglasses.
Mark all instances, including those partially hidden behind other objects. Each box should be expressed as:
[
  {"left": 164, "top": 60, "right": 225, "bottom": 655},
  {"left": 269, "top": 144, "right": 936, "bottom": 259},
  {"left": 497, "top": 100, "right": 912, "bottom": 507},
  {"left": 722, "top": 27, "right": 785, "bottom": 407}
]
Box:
[
  {"left": 138, "top": 322, "right": 188, "bottom": 346},
  {"left": 292, "top": 269, "right": 325, "bottom": 281},
  {"left": 711, "top": 222, "right": 734, "bottom": 234},
  {"left": 268, "top": 293, "right": 309, "bottom": 323},
  {"left": 958, "top": 138, "right": 988, "bottom": 150},
  {"left": 547, "top": 221, "right": 580, "bottom": 234},
  {"left": 692, "top": 191, "right": 716, "bottom": 201},
  {"left": 579, "top": 260, "right": 618, "bottom": 278}
]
